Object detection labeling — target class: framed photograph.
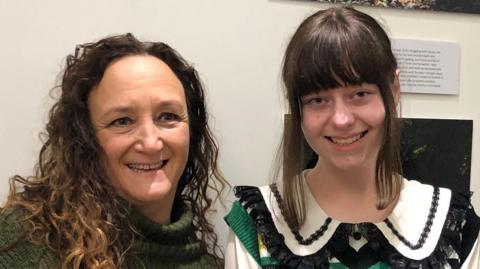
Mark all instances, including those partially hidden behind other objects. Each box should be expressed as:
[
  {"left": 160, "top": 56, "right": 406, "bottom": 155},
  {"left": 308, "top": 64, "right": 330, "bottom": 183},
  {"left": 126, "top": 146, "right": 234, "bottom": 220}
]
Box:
[
  {"left": 400, "top": 118, "right": 472, "bottom": 192},
  {"left": 296, "top": 1, "right": 480, "bottom": 15}
]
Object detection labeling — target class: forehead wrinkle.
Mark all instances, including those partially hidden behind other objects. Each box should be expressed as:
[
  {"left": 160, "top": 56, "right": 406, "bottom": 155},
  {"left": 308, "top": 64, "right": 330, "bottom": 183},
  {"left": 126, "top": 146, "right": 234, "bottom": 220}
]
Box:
[
  {"left": 97, "top": 105, "right": 135, "bottom": 120},
  {"left": 99, "top": 98, "right": 185, "bottom": 118},
  {"left": 101, "top": 55, "right": 184, "bottom": 93},
  {"left": 89, "top": 55, "right": 187, "bottom": 120}
]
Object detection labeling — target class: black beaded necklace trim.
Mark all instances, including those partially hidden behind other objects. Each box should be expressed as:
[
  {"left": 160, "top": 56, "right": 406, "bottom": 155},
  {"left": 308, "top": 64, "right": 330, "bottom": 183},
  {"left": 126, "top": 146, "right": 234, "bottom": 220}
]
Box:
[
  {"left": 270, "top": 183, "right": 332, "bottom": 246},
  {"left": 384, "top": 186, "right": 440, "bottom": 250}
]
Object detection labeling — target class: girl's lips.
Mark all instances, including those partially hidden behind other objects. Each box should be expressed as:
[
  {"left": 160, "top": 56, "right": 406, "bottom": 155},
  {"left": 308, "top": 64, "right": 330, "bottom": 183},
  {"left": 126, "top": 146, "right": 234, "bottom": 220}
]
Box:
[{"left": 326, "top": 131, "right": 368, "bottom": 145}]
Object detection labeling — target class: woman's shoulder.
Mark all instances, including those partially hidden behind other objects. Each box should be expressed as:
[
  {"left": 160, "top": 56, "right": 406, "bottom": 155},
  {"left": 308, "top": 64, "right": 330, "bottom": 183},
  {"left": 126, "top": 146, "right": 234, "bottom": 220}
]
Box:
[
  {"left": 0, "top": 208, "right": 58, "bottom": 269},
  {"left": 0, "top": 208, "right": 27, "bottom": 246}
]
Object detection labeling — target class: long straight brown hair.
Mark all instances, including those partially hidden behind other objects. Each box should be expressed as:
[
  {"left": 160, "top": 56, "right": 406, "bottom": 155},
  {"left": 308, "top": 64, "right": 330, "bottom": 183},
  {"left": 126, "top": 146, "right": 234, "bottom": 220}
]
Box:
[{"left": 278, "top": 6, "right": 402, "bottom": 229}]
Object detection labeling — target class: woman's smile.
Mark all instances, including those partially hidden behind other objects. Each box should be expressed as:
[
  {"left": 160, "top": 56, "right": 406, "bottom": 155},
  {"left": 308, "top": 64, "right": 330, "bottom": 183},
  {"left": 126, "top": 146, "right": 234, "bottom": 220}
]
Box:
[{"left": 126, "top": 161, "right": 168, "bottom": 173}]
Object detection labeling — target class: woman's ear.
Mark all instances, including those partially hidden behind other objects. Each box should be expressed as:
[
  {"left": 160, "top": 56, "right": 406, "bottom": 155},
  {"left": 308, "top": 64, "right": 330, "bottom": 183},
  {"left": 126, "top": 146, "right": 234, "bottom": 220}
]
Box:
[{"left": 392, "top": 69, "right": 401, "bottom": 106}]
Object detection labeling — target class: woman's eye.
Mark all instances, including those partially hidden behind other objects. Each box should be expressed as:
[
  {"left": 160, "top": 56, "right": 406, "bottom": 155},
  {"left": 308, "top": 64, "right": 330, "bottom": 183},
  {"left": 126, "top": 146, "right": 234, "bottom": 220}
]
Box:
[
  {"left": 110, "top": 117, "right": 133, "bottom": 127},
  {"left": 158, "top": 112, "right": 180, "bottom": 122}
]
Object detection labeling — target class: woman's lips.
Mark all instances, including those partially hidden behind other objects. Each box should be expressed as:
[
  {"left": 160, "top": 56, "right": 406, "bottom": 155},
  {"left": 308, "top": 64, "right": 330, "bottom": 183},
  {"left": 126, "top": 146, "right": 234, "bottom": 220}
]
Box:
[{"left": 126, "top": 161, "right": 168, "bottom": 173}]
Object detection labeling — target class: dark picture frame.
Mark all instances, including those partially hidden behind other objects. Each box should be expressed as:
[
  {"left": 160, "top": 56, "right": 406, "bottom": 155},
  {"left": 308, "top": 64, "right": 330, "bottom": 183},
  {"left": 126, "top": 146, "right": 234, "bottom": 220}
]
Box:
[{"left": 296, "top": 1, "right": 480, "bottom": 15}]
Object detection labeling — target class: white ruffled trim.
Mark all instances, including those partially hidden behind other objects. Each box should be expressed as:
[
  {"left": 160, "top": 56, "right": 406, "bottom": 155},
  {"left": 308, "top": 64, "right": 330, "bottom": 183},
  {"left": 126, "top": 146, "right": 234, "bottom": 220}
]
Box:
[
  {"left": 377, "top": 180, "right": 451, "bottom": 260},
  {"left": 259, "top": 172, "right": 452, "bottom": 260},
  {"left": 259, "top": 183, "right": 341, "bottom": 256}
]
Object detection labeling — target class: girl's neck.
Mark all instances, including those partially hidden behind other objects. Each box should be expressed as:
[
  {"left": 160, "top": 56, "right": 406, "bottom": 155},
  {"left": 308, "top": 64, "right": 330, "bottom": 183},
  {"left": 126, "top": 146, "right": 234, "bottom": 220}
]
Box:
[
  {"left": 305, "top": 162, "right": 395, "bottom": 223},
  {"left": 309, "top": 161, "right": 376, "bottom": 195}
]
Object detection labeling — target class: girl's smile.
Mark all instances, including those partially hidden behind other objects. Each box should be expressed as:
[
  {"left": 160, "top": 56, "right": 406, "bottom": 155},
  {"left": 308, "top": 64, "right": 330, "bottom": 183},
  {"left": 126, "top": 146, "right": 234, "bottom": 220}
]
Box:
[{"left": 326, "top": 130, "right": 368, "bottom": 145}]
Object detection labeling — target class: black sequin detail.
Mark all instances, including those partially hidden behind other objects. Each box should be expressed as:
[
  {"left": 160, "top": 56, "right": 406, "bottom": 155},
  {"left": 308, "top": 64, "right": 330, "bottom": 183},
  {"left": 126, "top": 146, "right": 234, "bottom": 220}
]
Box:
[{"left": 353, "top": 231, "right": 362, "bottom": 241}]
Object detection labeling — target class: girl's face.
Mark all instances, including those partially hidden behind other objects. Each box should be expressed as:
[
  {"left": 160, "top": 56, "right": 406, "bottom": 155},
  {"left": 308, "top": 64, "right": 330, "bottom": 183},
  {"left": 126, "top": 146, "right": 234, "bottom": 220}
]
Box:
[{"left": 301, "top": 83, "right": 386, "bottom": 172}]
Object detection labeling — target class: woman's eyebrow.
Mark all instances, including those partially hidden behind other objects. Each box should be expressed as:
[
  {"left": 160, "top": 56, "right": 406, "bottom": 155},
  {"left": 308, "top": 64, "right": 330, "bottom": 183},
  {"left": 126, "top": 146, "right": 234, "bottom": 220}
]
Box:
[
  {"left": 154, "top": 100, "right": 184, "bottom": 110},
  {"left": 99, "top": 106, "right": 135, "bottom": 119},
  {"left": 100, "top": 100, "right": 185, "bottom": 119}
]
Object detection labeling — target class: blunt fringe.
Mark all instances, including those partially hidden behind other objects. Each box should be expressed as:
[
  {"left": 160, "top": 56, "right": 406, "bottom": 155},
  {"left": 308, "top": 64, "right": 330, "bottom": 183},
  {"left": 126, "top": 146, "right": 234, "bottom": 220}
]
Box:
[
  {"left": 279, "top": 6, "right": 402, "bottom": 229},
  {"left": 2, "top": 33, "right": 227, "bottom": 269}
]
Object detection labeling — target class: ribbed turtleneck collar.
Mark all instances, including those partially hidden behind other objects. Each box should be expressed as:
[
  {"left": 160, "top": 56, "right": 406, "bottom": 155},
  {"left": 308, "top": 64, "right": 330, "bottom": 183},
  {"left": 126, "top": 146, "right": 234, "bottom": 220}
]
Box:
[{"left": 128, "top": 199, "right": 208, "bottom": 263}]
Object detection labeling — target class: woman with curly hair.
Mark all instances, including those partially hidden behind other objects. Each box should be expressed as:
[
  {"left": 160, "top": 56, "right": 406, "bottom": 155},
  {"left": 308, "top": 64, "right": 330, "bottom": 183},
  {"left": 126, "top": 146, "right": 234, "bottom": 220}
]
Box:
[
  {"left": 224, "top": 6, "right": 479, "bottom": 268},
  {"left": 0, "top": 33, "right": 227, "bottom": 269}
]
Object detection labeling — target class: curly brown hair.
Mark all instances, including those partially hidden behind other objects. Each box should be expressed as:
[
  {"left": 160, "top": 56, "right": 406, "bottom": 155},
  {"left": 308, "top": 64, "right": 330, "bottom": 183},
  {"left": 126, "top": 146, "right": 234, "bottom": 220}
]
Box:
[{"left": 2, "top": 33, "right": 227, "bottom": 269}]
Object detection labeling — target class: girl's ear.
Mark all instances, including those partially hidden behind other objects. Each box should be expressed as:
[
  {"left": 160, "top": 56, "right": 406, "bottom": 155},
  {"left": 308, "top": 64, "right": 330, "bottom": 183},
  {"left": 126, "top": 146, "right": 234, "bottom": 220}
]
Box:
[{"left": 392, "top": 69, "right": 401, "bottom": 106}]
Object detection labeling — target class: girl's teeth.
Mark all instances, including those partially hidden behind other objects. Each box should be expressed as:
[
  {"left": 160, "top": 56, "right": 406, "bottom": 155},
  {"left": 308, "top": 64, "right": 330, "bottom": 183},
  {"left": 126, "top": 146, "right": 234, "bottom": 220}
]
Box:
[{"left": 331, "top": 134, "right": 362, "bottom": 145}]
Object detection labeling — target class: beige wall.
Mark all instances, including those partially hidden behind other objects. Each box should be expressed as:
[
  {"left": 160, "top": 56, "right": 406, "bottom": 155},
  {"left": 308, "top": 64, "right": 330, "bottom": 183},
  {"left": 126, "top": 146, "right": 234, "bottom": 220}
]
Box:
[{"left": 1, "top": 0, "right": 479, "bottom": 248}]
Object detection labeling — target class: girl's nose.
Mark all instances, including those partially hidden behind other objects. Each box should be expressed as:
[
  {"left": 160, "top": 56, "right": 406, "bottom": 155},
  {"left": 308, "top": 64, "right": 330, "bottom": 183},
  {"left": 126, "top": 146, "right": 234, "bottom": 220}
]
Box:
[{"left": 331, "top": 102, "right": 354, "bottom": 128}]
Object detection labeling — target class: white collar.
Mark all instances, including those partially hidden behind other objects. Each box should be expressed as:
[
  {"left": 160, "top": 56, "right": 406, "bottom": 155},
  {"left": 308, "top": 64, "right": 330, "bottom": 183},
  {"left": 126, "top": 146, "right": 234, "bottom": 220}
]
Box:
[{"left": 259, "top": 172, "right": 451, "bottom": 260}]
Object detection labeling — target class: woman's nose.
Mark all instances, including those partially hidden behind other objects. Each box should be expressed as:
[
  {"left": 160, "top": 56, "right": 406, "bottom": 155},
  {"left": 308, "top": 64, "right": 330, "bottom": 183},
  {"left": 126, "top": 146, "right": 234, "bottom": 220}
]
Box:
[
  {"left": 134, "top": 121, "right": 164, "bottom": 153},
  {"left": 331, "top": 102, "right": 354, "bottom": 128}
]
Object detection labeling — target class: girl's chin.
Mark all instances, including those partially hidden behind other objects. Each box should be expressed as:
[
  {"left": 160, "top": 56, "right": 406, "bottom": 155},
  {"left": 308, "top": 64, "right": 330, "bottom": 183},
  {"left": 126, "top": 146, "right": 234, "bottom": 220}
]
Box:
[{"left": 326, "top": 155, "right": 372, "bottom": 171}]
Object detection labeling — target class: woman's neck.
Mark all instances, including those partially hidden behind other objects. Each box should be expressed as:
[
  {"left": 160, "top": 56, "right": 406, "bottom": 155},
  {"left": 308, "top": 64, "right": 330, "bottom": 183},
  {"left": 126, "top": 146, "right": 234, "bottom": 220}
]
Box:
[{"left": 134, "top": 192, "right": 176, "bottom": 225}]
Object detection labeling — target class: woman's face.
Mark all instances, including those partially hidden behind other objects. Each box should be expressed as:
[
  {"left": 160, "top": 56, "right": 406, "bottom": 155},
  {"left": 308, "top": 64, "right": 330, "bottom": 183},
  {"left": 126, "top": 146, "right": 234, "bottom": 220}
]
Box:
[
  {"left": 301, "top": 83, "right": 386, "bottom": 172},
  {"left": 88, "top": 55, "right": 190, "bottom": 213}
]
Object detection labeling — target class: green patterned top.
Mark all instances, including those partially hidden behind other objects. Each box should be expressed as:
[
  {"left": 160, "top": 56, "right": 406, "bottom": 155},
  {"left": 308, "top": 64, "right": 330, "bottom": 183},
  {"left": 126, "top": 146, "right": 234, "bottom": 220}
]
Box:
[{"left": 226, "top": 201, "right": 390, "bottom": 269}]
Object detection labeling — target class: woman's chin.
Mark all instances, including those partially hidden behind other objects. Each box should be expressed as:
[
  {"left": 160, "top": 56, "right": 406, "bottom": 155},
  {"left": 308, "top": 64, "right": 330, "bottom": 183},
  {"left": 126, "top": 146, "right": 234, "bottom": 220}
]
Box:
[{"left": 117, "top": 184, "right": 176, "bottom": 206}]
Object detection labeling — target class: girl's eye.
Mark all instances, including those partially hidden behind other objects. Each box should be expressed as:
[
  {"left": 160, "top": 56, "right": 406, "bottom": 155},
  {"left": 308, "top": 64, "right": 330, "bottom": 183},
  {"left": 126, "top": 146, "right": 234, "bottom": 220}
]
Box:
[
  {"left": 303, "top": 96, "right": 326, "bottom": 106},
  {"left": 110, "top": 117, "right": 133, "bottom": 127},
  {"left": 354, "top": 91, "right": 371, "bottom": 98},
  {"left": 311, "top": 97, "right": 325, "bottom": 104}
]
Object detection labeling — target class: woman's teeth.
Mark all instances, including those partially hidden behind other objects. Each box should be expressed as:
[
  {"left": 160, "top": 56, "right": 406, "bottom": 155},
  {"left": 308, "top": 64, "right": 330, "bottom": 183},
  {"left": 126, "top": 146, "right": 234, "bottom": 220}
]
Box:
[{"left": 127, "top": 161, "right": 166, "bottom": 172}]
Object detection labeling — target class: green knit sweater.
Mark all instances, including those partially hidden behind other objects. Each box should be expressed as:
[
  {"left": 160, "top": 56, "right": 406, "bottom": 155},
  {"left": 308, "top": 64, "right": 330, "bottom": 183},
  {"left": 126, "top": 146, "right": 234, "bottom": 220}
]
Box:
[{"left": 0, "top": 200, "right": 221, "bottom": 269}]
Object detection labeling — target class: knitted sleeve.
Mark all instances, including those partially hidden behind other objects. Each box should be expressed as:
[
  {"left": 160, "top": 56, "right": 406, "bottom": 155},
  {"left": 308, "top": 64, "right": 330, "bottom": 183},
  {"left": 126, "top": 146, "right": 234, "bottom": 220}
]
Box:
[{"left": 0, "top": 211, "right": 58, "bottom": 269}]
